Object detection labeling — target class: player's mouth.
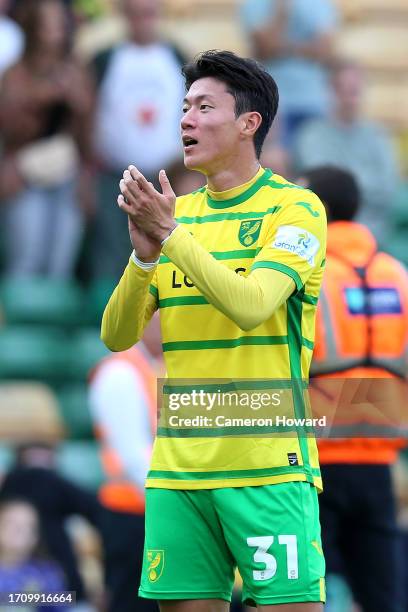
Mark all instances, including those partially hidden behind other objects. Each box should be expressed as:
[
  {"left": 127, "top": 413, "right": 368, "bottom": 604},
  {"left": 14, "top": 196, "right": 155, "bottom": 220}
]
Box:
[{"left": 182, "top": 136, "right": 199, "bottom": 152}]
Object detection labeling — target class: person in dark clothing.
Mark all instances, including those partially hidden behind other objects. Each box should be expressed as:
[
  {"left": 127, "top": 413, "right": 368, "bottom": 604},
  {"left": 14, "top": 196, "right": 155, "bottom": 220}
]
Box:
[
  {"left": 298, "top": 166, "right": 408, "bottom": 612},
  {"left": 0, "top": 443, "right": 102, "bottom": 604}
]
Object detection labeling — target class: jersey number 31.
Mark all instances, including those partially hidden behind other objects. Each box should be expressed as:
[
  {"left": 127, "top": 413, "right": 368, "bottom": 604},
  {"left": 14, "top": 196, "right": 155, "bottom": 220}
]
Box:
[{"left": 247, "top": 535, "right": 298, "bottom": 581}]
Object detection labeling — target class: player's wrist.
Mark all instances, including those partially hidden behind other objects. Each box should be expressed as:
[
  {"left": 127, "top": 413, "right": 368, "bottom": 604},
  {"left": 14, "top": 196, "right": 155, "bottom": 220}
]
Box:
[
  {"left": 158, "top": 222, "right": 178, "bottom": 245},
  {"left": 137, "top": 249, "right": 161, "bottom": 263},
  {"left": 131, "top": 251, "right": 159, "bottom": 269}
]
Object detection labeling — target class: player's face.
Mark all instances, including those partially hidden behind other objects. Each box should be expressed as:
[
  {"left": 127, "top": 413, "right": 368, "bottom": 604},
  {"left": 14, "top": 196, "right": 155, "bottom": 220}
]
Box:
[{"left": 181, "top": 77, "right": 243, "bottom": 175}]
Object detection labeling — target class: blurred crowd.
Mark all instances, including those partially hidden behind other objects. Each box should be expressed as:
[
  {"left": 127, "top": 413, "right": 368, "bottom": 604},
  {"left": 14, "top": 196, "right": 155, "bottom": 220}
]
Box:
[
  {"left": 0, "top": 0, "right": 407, "bottom": 280},
  {"left": 0, "top": 0, "right": 407, "bottom": 610},
  {"left": 0, "top": 0, "right": 204, "bottom": 281}
]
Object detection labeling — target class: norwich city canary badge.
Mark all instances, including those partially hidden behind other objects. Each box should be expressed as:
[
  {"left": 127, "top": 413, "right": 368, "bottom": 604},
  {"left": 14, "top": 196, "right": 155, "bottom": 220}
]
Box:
[
  {"left": 147, "top": 550, "right": 164, "bottom": 582},
  {"left": 238, "top": 219, "right": 262, "bottom": 247}
]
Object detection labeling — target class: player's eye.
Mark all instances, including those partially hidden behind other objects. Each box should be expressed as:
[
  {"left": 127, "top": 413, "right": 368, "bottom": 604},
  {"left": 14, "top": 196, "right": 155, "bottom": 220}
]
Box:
[
  {"left": 182, "top": 107, "right": 189, "bottom": 114},
  {"left": 200, "top": 104, "right": 212, "bottom": 111}
]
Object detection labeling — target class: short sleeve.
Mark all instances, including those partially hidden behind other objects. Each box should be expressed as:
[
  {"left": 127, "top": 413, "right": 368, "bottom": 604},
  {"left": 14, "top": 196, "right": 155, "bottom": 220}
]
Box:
[{"left": 251, "top": 190, "right": 327, "bottom": 290}]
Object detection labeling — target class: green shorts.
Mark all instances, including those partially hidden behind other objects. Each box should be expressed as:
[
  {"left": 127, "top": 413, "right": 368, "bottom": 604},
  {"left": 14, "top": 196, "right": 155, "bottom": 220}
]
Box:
[{"left": 139, "top": 481, "right": 325, "bottom": 606}]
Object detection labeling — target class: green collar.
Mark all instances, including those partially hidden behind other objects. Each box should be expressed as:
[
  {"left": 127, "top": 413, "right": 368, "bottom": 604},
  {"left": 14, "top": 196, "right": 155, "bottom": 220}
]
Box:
[{"left": 206, "top": 168, "right": 273, "bottom": 209}]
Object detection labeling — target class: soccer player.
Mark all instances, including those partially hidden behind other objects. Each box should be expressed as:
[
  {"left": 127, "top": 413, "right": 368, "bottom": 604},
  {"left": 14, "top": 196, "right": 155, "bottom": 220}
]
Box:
[{"left": 101, "top": 50, "right": 327, "bottom": 611}]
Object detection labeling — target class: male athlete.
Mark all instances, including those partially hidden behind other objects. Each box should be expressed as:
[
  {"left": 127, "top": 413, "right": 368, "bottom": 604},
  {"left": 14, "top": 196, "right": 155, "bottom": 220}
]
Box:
[{"left": 101, "top": 50, "right": 327, "bottom": 611}]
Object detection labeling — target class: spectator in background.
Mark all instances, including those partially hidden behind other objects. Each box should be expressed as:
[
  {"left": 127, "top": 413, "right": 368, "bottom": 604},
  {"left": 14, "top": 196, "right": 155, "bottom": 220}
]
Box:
[
  {"left": 293, "top": 60, "right": 399, "bottom": 247},
  {"left": 0, "top": 0, "right": 94, "bottom": 277},
  {"left": 240, "top": 0, "right": 338, "bottom": 148},
  {"left": 91, "top": 0, "right": 186, "bottom": 279},
  {"left": 0, "top": 0, "right": 23, "bottom": 78},
  {"left": 0, "top": 499, "right": 66, "bottom": 611},
  {"left": 89, "top": 315, "right": 162, "bottom": 612},
  {"left": 299, "top": 166, "right": 408, "bottom": 612},
  {"left": 0, "top": 443, "right": 101, "bottom": 609}
]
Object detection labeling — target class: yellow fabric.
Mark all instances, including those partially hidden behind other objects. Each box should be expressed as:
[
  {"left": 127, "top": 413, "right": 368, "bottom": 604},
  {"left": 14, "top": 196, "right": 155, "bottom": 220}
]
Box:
[
  {"left": 162, "top": 225, "right": 295, "bottom": 331},
  {"left": 101, "top": 167, "right": 327, "bottom": 490},
  {"left": 101, "top": 260, "right": 157, "bottom": 352}
]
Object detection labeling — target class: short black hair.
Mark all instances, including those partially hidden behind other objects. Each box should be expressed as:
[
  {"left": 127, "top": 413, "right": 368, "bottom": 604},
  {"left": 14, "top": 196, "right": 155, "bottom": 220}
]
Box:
[
  {"left": 182, "top": 50, "right": 279, "bottom": 158},
  {"left": 300, "top": 166, "right": 360, "bottom": 222}
]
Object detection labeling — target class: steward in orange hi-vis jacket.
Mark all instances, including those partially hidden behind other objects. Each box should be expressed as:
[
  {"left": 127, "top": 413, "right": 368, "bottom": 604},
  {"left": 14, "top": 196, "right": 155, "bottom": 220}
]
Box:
[
  {"left": 312, "top": 220, "right": 408, "bottom": 464},
  {"left": 89, "top": 328, "right": 161, "bottom": 612},
  {"left": 298, "top": 166, "right": 408, "bottom": 612},
  {"left": 92, "top": 347, "right": 157, "bottom": 514}
]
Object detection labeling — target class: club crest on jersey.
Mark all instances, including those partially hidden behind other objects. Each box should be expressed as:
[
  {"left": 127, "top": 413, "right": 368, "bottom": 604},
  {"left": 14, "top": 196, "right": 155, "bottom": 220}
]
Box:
[
  {"left": 238, "top": 219, "right": 262, "bottom": 247},
  {"left": 147, "top": 550, "right": 164, "bottom": 582}
]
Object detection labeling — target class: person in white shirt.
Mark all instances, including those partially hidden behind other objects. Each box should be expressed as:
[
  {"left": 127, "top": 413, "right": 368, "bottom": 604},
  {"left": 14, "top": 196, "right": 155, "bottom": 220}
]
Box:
[{"left": 91, "top": 0, "right": 186, "bottom": 279}]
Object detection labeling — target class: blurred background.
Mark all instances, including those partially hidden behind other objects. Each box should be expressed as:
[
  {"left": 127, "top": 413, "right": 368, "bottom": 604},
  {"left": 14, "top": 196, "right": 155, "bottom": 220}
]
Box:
[{"left": 0, "top": 0, "right": 407, "bottom": 610}]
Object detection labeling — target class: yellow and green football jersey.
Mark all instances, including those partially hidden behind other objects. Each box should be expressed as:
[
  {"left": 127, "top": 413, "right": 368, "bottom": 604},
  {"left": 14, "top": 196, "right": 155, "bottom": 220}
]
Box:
[{"left": 145, "top": 167, "right": 327, "bottom": 491}]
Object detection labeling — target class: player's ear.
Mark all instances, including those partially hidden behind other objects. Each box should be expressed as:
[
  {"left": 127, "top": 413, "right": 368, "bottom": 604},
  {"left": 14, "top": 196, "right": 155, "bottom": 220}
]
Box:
[{"left": 240, "top": 111, "right": 262, "bottom": 139}]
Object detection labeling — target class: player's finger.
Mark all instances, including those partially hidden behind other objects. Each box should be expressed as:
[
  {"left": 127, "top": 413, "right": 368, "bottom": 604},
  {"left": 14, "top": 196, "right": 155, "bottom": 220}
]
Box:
[
  {"left": 128, "top": 165, "right": 155, "bottom": 194},
  {"left": 119, "top": 179, "right": 131, "bottom": 196},
  {"left": 117, "top": 194, "right": 134, "bottom": 215},
  {"left": 120, "top": 178, "right": 138, "bottom": 202},
  {"left": 122, "top": 176, "right": 146, "bottom": 203},
  {"left": 159, "top": 169, "right": 176, "bottom": 198},
  {"left": 128, "top": 165, "right": 142, "bottom": 181},
  {"left": 123, "top": 169, "right": 135, "bottom": 185},
  {"left": 123, "top": 172, "right": 140, "bottom": 196}
]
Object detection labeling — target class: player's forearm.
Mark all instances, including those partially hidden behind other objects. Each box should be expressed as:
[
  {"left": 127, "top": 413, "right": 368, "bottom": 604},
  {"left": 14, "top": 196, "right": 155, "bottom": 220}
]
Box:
[
  {"left": 162, "top": 226, "right": 294, "bottom": 330},
  {"left": 101, "top": 259, "right": 157, "bottom": 351}
]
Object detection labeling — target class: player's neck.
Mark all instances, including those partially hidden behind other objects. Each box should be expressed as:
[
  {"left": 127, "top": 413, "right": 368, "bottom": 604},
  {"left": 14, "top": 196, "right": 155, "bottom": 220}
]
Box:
[{"left": 206, "top": 159, "right": 261, "bottom": 193}]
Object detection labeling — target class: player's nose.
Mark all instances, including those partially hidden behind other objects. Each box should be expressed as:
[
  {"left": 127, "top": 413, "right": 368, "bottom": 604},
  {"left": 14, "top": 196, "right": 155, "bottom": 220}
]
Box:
[{"left": 180, "top": 107, "right": 196, "bottom": 130}]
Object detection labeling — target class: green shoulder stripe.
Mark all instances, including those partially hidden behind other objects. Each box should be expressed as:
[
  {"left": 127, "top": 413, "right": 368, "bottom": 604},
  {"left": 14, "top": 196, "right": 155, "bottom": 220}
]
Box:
[
  {"left": 295, "top": 201, "right": 320, "bottom": 217},
  {"left": 265, "top": 179, "right": 308, "bottom": 191}
]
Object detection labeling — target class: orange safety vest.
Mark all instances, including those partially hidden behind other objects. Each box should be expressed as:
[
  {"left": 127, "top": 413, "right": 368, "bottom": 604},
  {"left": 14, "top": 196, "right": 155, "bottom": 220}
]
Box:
[
  {"left": 312, "top": 222, "right": 408, "bottom": 464},
  {"left": 92, "top": 347, "right": 157, "bottom": 514}
]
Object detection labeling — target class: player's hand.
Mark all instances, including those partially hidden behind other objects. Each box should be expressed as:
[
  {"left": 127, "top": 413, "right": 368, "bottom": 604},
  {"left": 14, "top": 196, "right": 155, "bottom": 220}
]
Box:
[
  {"left": 118, "top": 166, "right": 177, "bottom": 243},
  {"left": 127, "top": 216, "right": 161, "bottom": 263}
]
